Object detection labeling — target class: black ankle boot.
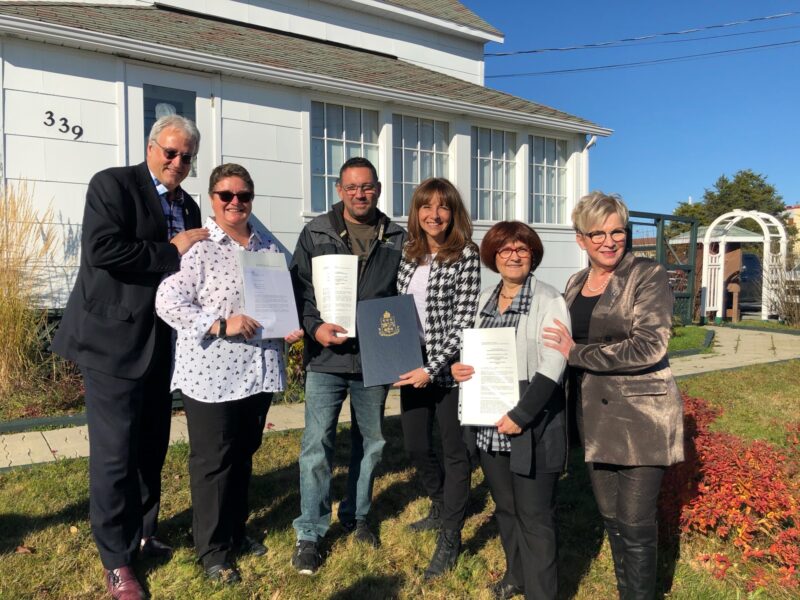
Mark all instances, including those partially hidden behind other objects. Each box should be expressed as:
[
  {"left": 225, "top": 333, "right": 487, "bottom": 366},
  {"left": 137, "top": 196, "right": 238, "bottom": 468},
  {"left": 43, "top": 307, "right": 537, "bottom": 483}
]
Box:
[
  {"left": 408, "top": 501, "right": 442, "bottom": 532},
  {"left": 617, "top": 522, "right": 658, "bottom": 600},
  {"left": 423, "top": 528, "right": 461, "bottom": 579},
  {"left": 604, "top": 519, "right": 627, "bottom": 598}
]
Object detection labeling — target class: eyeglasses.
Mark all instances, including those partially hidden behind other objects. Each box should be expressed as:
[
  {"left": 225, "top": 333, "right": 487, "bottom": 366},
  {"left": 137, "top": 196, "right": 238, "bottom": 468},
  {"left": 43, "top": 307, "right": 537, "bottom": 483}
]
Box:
[
  {"left": 340, "top": 183, "right": 377, "bottom": 195},
  {"left": 151, "top": 139, "right": 195, "bottom": 165},
  {"left": 582, "top": 228, "right": 627, "bottom": 244},
  {"left": 497, "top": 246, "right": 531, "bottom": 259},
  {"left": 212, "top": 190, "right": 254, "bottom": 203}
]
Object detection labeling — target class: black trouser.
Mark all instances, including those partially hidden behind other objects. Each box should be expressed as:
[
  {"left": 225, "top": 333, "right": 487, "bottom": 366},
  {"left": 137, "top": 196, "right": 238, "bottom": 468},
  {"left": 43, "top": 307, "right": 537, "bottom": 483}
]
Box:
[
  {"left": 82, "top": 325, "right": 173, "bottom": 570},
  {"left": 480, "top": 449, "right": 559, "bottom": 600},
  {"left": 400, "top": 384, "right": 470, "bottom": 531},
  {"left": 184, "top": 392, "right": 272, "bottom": 569}
]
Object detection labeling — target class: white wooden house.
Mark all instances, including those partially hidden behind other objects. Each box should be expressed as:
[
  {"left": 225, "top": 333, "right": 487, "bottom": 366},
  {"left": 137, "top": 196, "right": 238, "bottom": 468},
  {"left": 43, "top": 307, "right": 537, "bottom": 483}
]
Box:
[{"left": 0, "top": 0, "right": 611, "bottom": 306}]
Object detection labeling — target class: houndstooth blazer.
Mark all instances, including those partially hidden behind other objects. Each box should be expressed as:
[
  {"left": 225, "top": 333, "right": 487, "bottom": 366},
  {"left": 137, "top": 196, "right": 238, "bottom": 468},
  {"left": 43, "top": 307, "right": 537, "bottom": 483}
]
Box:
[{"left": 397, "top": 243, "right": 481, "bottom": 387}]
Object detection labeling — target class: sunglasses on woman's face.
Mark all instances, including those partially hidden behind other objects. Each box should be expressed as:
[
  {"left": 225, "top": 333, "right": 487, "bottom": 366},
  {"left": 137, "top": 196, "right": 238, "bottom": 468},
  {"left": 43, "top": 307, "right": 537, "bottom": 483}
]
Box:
[{"left": 212, "top": 190, "right": 254, "bottom": 203}]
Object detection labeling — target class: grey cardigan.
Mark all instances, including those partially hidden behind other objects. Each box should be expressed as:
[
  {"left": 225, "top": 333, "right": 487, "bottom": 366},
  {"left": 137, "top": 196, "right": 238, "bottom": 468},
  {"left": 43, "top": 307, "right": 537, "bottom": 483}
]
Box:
[
  {"left": 565, "top": 252, "right": 684, "bottom": 466},
  {"left": 472, "top": 274, "right": 571, "bottom": 475}
]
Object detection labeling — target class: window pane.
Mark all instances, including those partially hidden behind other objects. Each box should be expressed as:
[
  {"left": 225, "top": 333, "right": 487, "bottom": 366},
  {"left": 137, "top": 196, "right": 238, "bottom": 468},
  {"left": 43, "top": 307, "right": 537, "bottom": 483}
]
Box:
[
  {"left": 479, "top": 190, "right": 490, "bottom": 220},
  {"left": 471, "top": 189, "right": 478, "bottom": 219},
  {"left": 492, "top": 160, "right": 503, "bottom": 191},
  {"left": 393, "top": 147, "right": 403, "bottom": 182},
  {"left": 547, "top": 167, "right": 556, "bottom": 196},
  {"left": 435, "top": 153, "right": 448, "bottom": 177},
  {"left": 505, "top": 133, "right": 516, "bottom": 160},
  {"left": 311, "top": 139, "right": 325, "bottom": 175},
  {"left": 328, "top": 140, "right": 343, "bottom": 174},
  {"left": 420, "top": 119, "right": 434, "bottom": 149},
  {"left": 404, "top": 149, "right": 418, "bottom": 182},
  {"left": 533, "top": 136, "right": 544, "bottom": 163},
  {"left": 479, "top": 158, "right": 491, "bottom": 189},
  {"left": 534, "top": 166, "right": 544, "bottom": 194},
  {"left": 345, "top": 107, "right": 361, "bottom": 142},
  {"left": 435, "top": 121, "right": 449, "bottom": 152},
  {"left": 557, "top": 167, "right": 566, "bottom": 196},
  {"left": 420, "top": 151, "right": 433, "bottom": 180},
  {"left": 546, "top": 196, "right": 555, "bottom": 223},
  {"left": 479, "top": 128, "right": 491, "bottom": 155},
  {"left": 363, "top": 110, "right": 379, "bottom": 144},
  {"left": 403, "top": 115, "right": 418, "bottom": 147},
  {"left": 505, "top": 192, "right": 515, "bottom": 220},
  {"left": 545, "top": 138, "right": 556, "bottom": 164},
  {"left": 311, "top": 101, "right": 325, "bottom": 138},
  {"left": 364, "top": 144, "right": 379, "bottom": 169},
  {"left": 326, "top": 104, "right": 343, "bottom": 139},
  {"left": 505, "top": 162, "right": 515, "bottom": 192},
  {"left": 471, "top": 127, "right": 478, "bottom": 157},
  {"left": 534, "top": 194, "right": 544, "bottom": 223},
  {"left": 311, "top": 176, "right": 326, "bottom": 213},
  {"left": 328, "top": 178, "right": 339, "bottom": 208},
  {"left": 404, "top": 184, "right": 415, "bottom": 214},
  {"left": 471, "top": 158, "right": 478, "bottom": 192},
  {"left": 557, "top": 139, "right": 568, "bottom": 167},
  {"left": 393, "top": 183, "right": 403, "bottom": 217},
  {"left": 492, "top": 191, "right": 503, "bottom": 220},
  {"left": 492, "top": 130, "right": 503, "bottom": 157},
  {"left": 345, "top": 142, "right": 362, "bottom": 160},
  {"left": 392, "top": 114, "right": 402, "bottom": 146}
]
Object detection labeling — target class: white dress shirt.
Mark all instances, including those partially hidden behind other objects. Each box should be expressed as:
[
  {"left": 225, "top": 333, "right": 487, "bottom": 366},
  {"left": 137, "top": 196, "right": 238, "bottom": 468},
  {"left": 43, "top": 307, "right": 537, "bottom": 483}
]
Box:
[{"left": 156, "top": 217, "right": 286, "bottom": 402}]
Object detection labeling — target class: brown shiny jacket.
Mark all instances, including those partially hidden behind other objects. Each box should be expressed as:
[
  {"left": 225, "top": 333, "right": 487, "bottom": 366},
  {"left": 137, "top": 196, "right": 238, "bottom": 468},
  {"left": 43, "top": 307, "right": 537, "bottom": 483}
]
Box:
[{"left": 565, "top": 252, "right": 684, "bottom": 466}]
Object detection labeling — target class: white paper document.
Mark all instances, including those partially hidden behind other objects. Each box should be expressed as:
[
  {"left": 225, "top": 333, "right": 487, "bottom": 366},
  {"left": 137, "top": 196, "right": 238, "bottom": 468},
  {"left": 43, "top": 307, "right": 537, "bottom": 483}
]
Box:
[
  {"left": 237, "top": 251, "right": 300, "bottom": 339},
  {"left": 311, "top": 254, "right": 358, "bottom": 337},
  {"left": 459, "top": 327, "right": 520, "bottom": 426}
]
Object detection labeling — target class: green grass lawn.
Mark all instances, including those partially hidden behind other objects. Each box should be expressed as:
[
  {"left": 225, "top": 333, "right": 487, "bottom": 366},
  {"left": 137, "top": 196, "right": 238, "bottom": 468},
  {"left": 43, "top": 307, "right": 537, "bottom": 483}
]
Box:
[
  {"left": 722, "top": 319, "right": 799, "bottom": 332},
  {"left": 1, "top": 363, "right": 798, "bottom": 599},
  {"left": 668, "top": 326, "right": 712, "bottom": 354}
]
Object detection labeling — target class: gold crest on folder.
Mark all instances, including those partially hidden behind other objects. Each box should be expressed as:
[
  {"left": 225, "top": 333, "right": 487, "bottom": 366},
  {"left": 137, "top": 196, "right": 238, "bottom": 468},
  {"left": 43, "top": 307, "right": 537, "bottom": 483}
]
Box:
[{"left": 378, "top": 310, "right": 400, "bottom": 337}]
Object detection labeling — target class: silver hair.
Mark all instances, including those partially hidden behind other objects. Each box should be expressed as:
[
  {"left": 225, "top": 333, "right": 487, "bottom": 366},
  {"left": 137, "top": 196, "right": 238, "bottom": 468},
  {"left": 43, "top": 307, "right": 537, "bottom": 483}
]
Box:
[
  {"left": 147, "top": 114, "right": 200, "bottom": 149},
  {"left": 572, "top": 191, "right": 629, "bottom": 233}
]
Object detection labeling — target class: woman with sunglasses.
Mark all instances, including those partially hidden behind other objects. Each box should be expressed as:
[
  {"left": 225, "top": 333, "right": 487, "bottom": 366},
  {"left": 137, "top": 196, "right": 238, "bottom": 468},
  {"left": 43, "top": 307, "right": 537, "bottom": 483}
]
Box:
[
  {"left": 156, "top": 163, "right": 303, "bottom": 584},
  {"left": 543, "top": 192, "right": 683, "bottom": 600},
  {"left": 393, "top": 177, "right": 480, "bottom": 579},
  {"left": 451, "top": 221, "right": 570, "bottom": 600}
]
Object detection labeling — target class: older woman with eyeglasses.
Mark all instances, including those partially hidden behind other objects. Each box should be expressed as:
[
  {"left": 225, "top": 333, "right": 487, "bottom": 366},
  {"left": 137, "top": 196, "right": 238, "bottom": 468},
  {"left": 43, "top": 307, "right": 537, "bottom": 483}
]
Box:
[
  {"left": 156, "top": 163, "right": 303, "bottom": 584},
  {"left": 543, "top": 192, "right": 684, "bottom": 600},
  {"left": 451, "top": 221, "right": 570, "bottom": 600}
]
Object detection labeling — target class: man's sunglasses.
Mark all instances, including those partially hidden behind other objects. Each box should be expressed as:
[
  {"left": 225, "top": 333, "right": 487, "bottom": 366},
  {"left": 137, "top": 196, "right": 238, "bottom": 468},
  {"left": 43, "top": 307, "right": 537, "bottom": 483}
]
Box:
[
  {"left": 152, "top": 140, "right": 195, "bottom": 165},
  {"left": 212, "top": 190, "right": 254, "bottom": 203}
]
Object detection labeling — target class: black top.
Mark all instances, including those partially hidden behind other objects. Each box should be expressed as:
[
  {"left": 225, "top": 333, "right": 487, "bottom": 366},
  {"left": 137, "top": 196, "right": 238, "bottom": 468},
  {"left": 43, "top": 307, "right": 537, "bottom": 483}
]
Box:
[{"left": 570, "top": 292, "right": 602, "bottom": 345}]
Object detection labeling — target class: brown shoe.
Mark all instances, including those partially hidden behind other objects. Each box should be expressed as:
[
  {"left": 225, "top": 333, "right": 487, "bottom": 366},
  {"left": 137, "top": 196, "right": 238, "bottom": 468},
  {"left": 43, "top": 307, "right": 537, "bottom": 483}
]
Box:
[{"left": 105, "top": 566, "right": 145, "bottom": 600}]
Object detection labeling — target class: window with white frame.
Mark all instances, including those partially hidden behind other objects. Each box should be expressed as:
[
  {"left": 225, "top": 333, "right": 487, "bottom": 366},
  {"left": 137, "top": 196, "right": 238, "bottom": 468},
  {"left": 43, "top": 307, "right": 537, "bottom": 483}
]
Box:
[
  {"left": 471, "top": 127, "right": 516, "bottom": 221},
  {"left": 529, "top": 135, "right": 569, "bottom": 224},
  {"left": 392, "top": 115, "right": 449, "bottom": 217},
  {"left": 310, "top": 101, "right": 379, "bottom": 212}
]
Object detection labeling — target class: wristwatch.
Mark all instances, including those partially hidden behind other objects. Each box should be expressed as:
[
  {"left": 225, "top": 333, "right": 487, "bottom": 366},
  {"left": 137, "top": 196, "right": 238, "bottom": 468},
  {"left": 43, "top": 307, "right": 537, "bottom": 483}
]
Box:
[{"left": 217, "top": 317, "right": 227, "bottom": 338}]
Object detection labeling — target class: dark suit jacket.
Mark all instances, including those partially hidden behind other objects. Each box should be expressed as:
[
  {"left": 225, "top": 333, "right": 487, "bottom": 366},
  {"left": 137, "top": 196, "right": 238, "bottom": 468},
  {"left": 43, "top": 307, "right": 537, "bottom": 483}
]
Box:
[
  {"left": 52, "top": 162, "right": 201, "bottom": 379},
  {"left": 564, "top": 252, "right": 684, "bottom": 466}
]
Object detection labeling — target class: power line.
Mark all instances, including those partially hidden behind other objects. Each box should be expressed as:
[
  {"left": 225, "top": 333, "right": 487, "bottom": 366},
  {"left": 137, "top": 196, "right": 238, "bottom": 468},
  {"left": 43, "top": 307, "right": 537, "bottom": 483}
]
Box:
[
  {"left": 485, "top": 11, "right": 800, "bottom": 56},
  {"left": 486, "top": 38, "right": 800, "bottom": 78}
]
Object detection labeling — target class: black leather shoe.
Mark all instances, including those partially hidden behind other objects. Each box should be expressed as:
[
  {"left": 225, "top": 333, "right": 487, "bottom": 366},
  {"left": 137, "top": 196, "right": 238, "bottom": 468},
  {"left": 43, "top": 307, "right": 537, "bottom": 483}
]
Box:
[
  {"left": 408, "top": 501, "right": 443, "bottom": 532},
  {"left": 235, "top": 535, "right": 267, "bottom": 557},
  {"left": 205, "top": 562, "right": 241, "bottom": 584},
  {"left": 104, "top": 566, "right": 146, "bottom": 600},
  {"left": 423, "top": 529, "right": 461, "bottom": 579},
  {"left": 139, "top": 536, "right": 173, "bottom": 559},
  {"left": 490, "top": 580, "right": 524, "bottom": 599}
]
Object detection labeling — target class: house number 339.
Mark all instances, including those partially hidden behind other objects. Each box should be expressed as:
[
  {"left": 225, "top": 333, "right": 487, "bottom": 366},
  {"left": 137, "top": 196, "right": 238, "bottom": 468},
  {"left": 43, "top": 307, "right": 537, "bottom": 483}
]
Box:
[{"left": 43, "top": 111, "right": 84, "bottom": 140}]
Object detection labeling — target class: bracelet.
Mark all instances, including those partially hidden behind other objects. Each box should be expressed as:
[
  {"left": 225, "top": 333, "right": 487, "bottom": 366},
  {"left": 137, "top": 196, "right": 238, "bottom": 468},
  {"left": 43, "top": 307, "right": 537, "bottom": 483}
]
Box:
[{"left": 217, "top": 317, "right": 227, "bottom": 338}]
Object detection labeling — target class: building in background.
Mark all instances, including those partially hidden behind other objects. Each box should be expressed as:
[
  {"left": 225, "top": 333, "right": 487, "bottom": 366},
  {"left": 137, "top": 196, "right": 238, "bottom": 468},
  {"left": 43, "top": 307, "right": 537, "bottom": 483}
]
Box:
[{"left": 0, "top": 0, "right": 611, "bottom": 305}]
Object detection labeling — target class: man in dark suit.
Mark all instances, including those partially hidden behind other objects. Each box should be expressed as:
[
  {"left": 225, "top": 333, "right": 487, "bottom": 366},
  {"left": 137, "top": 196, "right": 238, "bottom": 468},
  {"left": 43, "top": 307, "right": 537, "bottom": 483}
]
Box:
[{"left": 52, "top": 115, "right": 208, "bottom": 599}]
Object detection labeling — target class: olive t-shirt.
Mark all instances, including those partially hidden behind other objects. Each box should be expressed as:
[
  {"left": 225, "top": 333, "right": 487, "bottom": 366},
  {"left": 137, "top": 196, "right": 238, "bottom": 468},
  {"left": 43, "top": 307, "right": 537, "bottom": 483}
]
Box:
[{"left": 345, "top": 219, "right": 378, "bottom": 268}]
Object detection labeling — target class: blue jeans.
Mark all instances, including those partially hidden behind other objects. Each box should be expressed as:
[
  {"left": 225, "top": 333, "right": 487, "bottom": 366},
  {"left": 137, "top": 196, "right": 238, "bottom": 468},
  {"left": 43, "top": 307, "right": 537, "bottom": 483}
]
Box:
[{"left": 293, "top": 371, "right": 388, "bottom": 542}]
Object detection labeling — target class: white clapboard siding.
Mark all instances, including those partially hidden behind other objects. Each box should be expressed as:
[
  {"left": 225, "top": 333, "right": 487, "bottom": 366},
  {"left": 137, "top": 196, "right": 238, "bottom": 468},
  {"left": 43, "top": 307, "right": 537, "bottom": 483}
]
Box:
[
  {"left": 221, "top": 119, "right": 302, "bottom": 164},
  {"left": 3, "top": 40, "right": 118, "bottom": 102},
  {"left": 5, "top": 135, "right": 117, "bottom": 185},
  {"left": 6, "top": 178, "right": 88, "bottom": 226},
  {"left": 221, "top": 79, "right": 302, "bottom": 127},
  {"left": 5, "top": 89, "right": 118, "bottom": 145}
]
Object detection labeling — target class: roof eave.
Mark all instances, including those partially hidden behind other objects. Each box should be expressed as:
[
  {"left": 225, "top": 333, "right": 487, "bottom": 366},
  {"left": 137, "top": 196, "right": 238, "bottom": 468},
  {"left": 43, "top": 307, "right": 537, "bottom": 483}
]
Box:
[
  {"left": 320, "top": 0, "right": 504, "bottom": 43},
  {"left": 0, "top": 15, "right": 610, "bottom": 136}
]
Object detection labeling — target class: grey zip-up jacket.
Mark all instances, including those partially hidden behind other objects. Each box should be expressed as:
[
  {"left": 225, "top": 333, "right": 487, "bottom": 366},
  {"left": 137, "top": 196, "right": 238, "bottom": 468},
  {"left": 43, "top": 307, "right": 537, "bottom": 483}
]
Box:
[{"left": 290, "top": 202, "right": 407, "bottom": 373}]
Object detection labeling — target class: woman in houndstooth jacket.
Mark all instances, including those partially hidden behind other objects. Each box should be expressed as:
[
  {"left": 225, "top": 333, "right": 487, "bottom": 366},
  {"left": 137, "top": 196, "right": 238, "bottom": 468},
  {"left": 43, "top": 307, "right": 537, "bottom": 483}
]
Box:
[{"left": 394, "top": 177, "right": 481, "bottom": 579}]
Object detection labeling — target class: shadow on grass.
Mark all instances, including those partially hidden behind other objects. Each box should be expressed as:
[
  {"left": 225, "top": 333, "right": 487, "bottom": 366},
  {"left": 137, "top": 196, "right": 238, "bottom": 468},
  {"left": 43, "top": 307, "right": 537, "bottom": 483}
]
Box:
[
  {"left": 328, "top": 574, "right": 405, "bottom": 600},
  {"left": 0, "top": 499, "right": 89, "bottom": 554}
]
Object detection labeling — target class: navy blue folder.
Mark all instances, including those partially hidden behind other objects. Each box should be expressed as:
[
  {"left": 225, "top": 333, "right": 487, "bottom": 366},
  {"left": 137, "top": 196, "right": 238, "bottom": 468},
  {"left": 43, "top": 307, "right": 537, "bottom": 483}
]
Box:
[{"left": 357, "top": 294, "right": 424, "bottom": 387}]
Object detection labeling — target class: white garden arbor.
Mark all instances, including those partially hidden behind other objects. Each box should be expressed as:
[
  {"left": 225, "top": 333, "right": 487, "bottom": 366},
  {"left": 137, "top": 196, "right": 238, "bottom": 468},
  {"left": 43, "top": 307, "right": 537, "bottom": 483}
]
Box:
[{"left": 700, "top": 209, "right": 787, "bottom": 321}]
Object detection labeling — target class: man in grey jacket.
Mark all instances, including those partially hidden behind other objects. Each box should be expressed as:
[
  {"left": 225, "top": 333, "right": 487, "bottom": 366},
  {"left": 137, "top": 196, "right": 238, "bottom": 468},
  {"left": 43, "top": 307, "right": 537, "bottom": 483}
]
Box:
[{"left": 289, "top": 157, "right": 406, "bottom": 575}]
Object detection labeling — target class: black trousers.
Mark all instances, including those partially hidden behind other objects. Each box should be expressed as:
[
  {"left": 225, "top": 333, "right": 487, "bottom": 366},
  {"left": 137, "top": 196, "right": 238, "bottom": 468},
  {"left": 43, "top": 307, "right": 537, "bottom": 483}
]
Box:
[
  {"left": 400, "top": 384, "right": 471, "bottom": 530},
  {"left": 184, "top": 392, "right": 272, "bottom": 568},
  {"left": 81, "top": 324, "right": 173, "bottom": 570},
  {"left": 480, "top": 449, "right": 559, "bottom": 600},
  {"left": 588, "top": 463, "right": 665, "bottom": 527}
]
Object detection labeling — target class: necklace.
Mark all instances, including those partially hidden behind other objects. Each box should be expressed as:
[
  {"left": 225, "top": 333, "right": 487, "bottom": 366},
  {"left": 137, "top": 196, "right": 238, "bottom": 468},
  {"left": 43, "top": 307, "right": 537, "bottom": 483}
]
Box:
[
  {"left": 499, "top": 288, "right": 519, "bottom": 300},
  {"left": 586, "top": 268, "right": 612, "bottom": 293}
]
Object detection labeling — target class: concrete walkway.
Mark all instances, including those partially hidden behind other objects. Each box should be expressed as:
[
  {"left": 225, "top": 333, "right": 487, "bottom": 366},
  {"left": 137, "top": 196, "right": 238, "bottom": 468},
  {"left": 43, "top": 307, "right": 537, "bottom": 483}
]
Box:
[{"left": 2, "top": 326, "right": 799, "bottom": 470}]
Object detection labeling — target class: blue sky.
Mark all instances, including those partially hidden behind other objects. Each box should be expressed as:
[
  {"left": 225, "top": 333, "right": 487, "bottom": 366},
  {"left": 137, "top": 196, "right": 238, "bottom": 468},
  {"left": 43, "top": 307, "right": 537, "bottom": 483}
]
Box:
[{"left": 460, "top": 1, "right": 800, "bottom": 214}]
